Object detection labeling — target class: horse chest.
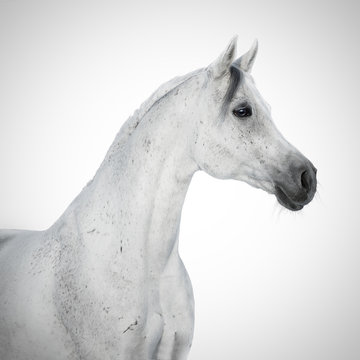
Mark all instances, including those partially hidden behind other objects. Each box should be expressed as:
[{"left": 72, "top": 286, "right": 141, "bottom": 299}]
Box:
[{"left": 54, "top": 258, "right": 172, "bottom": 358}]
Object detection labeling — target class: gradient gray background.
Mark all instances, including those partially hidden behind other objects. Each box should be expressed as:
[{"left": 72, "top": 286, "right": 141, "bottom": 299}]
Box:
[{"left": 0, "top": 0, "right": 359, "bottom": 359}]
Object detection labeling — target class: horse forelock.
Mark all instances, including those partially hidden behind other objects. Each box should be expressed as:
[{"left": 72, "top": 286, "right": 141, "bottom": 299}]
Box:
[{"left": 220, "top": 65, "right": 244, "bottom": 117}]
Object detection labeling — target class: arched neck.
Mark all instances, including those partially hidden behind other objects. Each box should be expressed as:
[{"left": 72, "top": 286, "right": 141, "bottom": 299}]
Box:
[{"left": 56, "top": 72, "right": 203, "bottom": 275}]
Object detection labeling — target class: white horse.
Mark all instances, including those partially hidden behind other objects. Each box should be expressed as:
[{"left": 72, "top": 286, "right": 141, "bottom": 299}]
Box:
[{"left": 0, "top": 37, "right": 317, "bottom": 360}]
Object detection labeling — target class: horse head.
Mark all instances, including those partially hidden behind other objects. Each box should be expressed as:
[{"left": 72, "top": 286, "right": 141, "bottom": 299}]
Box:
[{"left": 191, "top": 37, "right": 317, "bottom": 210}]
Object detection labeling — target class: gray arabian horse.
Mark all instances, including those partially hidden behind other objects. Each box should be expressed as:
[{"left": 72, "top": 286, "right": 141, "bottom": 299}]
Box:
[{"left": 0, "top": 38, "right": 317, "bottom": 360}]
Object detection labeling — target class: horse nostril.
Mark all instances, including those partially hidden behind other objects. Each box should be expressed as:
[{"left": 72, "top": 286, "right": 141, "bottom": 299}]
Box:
[{"left": 301, "top": 170, "right": 311, "bottom": 193}]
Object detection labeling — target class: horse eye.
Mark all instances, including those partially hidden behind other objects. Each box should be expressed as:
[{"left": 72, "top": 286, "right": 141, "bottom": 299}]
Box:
[{"left": 233, "top": 105, "right": 252, "bottom": 118}]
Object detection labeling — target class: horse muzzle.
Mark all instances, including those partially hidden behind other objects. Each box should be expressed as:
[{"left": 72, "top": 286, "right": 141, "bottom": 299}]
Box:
[{"left": 274, "top": 162, "right": 317, "bottom": 211}]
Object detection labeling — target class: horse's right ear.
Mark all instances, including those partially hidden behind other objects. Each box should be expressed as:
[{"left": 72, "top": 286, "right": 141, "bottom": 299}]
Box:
[{"left": 209, "top": 36, "right": 237, "bottom": 79}]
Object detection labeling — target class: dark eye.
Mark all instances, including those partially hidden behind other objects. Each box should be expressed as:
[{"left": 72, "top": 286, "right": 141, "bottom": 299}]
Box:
[{"left": 233, "top": 105, "right": 252, "bottom": 118}]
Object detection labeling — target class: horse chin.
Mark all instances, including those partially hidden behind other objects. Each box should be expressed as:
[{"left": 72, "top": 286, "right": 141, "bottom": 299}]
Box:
[{"left": 274, "top": 186, "right": 304, "bottom": 211}]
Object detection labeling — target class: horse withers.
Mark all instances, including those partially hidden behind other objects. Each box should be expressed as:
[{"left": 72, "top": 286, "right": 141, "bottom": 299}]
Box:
[{"left": 0, "top": 37, "right": 316, "bottom": 360}]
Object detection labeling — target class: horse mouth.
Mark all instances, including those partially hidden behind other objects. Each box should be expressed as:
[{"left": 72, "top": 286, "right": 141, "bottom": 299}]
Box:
[{"left": 275, "top": 186, "right": 304, "bottom": 211}]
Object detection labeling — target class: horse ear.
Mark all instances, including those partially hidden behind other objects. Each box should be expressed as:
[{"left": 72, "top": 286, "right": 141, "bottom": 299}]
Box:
[
  {"left": 233, "top": 39, "right": 258, "bottom": 73},
  {"left": 210, "top": 36, "right": 238, "bottom": 79}
]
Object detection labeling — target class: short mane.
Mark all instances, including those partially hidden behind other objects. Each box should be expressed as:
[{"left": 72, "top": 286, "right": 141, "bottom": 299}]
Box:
[
  {"left": 103, "top": 68, "right": 204, "bottom": 162},
  {"left": 123, "top": 68, "right": 203, "bottom": 138}
]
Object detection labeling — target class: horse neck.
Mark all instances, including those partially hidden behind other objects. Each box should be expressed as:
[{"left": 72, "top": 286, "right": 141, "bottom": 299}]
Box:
[{"left": 57, "top": 71, "right": 204, "bottom": 275}]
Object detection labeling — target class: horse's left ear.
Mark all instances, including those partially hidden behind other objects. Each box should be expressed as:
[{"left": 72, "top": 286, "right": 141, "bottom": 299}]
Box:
[
  {"left": 233, "top": 39, "right": 258, "bottom": 73},
  {"left": 209, "top": 36, "right": 237, "bottom": 79}
]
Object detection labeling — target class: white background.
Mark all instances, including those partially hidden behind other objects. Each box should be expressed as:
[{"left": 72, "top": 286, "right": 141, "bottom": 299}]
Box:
[{"left": 0, "top": 0, "right": 359, "bottom": 359}]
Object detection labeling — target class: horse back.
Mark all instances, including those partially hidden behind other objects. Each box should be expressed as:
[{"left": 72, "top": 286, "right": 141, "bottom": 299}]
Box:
[{"left": 0, "top": 229, "right": 38, "bottom": 254}]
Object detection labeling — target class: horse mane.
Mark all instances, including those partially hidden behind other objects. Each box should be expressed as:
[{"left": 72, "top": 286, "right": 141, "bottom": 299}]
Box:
[
  {"left": 104, "top": 68, "right": 204, "bottom": 160},
  {"left": 125, "top": 68, "right": 203, "bottom": 136}
]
